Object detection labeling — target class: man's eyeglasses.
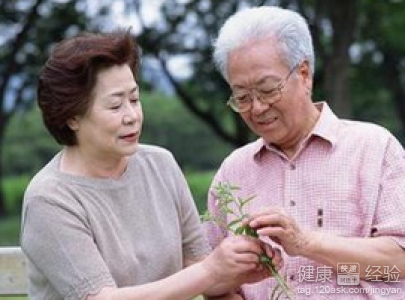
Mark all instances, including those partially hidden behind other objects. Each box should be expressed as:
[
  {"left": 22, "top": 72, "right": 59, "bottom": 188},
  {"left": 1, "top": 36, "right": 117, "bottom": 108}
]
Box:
[{"left": 227, "top": 64, "right": 299, "bottom": 113}]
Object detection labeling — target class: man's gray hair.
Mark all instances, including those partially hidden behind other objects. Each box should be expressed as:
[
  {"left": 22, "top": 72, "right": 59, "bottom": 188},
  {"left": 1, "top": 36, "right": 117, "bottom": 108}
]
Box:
[{"left": 213, "top": 6, "right": 315, "bottom": 81}]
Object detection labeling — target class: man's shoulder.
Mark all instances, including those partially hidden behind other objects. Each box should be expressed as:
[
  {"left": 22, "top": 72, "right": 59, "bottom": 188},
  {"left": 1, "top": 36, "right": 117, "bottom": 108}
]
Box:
[
  {"left": 339, "top": 119, "right": 393, "bottom": 141},
  {"left": 224, "top": 138, "right": 263, "bottom": 162}
]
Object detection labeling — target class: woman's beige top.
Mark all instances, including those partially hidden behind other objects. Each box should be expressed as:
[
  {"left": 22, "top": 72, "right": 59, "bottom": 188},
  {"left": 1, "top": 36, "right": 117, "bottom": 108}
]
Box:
[{"left": 21, "top": 144, "right": 210, "bottom": 300}]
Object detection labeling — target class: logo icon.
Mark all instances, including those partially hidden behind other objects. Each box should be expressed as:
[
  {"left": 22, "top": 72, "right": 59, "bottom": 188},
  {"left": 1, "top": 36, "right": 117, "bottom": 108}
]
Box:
[{"left": 337, "top": 263, "right": 360, "bottom": 285}]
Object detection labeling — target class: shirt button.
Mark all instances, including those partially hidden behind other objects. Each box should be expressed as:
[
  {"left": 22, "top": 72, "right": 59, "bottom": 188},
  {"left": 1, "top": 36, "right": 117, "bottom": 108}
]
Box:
[
  {"left": 290, "top": 200, "right": 296, "bottom": 206},
  {"left": 289, "top": 164, "right": 296, "bottom": 170},
  {"left": 290, "top": 274, "right": 295, "bottom": 281}
]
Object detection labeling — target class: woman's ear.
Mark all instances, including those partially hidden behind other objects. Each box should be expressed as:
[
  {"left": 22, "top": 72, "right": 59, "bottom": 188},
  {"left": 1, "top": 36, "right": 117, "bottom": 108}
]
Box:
[{"left": 66, "top": 117, "right": 80, "bottom": 131}]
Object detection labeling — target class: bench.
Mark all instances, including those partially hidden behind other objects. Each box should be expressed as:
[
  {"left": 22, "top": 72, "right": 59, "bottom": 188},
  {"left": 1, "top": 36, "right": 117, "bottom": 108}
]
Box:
[
  {"left": 0, "top": 247, "right": 28, "bottom": 297},
  {"left": 0, "top": 248, "right": 204, "bottom": 299}
]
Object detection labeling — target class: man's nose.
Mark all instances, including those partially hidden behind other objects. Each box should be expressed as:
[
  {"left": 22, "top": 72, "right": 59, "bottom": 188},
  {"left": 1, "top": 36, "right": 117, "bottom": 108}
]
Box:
[{"left": 250, "top": 93, "right": 269, "bottom": 114}]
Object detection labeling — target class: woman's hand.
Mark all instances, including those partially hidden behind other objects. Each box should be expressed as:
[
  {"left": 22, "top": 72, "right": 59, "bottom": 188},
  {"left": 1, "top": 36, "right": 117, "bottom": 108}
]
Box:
[
  {"left": 202, "top": 235, "right": 263, "bottom": 282},
  {"left": 202, "top": 235, "right": 284, "bottom": 298},
  {"left": 233, "top": 243, "right": 283, "bottom": 285}
]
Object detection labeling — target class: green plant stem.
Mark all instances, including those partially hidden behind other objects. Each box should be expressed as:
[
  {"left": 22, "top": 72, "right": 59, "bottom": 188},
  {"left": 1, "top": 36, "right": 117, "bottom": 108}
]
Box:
[
  {"left": 261, "top": 257, "right": 292, "bottom": 299},
  {"left": 204, "top": 182, "right": 294, "bottom": 299},
  {"left": 245, "top": 227, "right": 293, "bottom": 300}
]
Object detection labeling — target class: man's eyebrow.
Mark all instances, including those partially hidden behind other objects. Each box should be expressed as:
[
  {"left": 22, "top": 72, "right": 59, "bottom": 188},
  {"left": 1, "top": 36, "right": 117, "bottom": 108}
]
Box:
[
  {"left": 256, "top": 75, "right": 281, "bottom": 86},
  {"left": 232, "top": 75, "right": 281, "bottom": 90}
]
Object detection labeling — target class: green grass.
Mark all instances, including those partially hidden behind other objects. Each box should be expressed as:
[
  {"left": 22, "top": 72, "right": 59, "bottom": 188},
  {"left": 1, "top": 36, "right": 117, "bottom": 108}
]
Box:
[
  {"left": 0, "top": 216, "right": 21, "bottom": 246},
  {"left": 2, "top": 175, "right": 30, "bottom": 215},
  {"left": 185, "top": 170, "right": 215, "bottom": 214}
]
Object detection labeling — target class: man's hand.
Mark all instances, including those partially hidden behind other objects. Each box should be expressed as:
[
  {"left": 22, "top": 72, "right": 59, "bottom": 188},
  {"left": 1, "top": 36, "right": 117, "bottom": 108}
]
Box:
[
  {"left": 205, "top": 293, "right": 244, "bottom": 300},
  {"left": 247, "top": 207, "right": 312, "bottom": 256}
]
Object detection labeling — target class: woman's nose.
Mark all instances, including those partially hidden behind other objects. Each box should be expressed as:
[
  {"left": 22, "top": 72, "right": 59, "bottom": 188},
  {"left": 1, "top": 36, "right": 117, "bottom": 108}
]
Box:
[{"left": 122, "top": 101, "right": 139, "bottom": 124}]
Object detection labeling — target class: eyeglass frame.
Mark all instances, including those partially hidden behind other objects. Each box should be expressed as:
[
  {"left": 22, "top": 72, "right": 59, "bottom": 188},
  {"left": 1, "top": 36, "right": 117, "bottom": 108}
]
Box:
[{"left": 227, "top": 63, "right": 300, "bottom": 113}]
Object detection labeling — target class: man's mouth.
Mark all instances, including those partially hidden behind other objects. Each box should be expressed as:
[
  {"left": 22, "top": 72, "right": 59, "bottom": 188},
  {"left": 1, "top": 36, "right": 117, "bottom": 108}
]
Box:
[{"left": 257, "top": 116, "right": 278, "bottom": 125}]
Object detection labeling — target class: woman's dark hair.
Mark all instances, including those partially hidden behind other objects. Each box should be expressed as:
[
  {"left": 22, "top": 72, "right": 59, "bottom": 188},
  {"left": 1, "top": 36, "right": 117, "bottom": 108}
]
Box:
[{"left": 37, "top": 29, "right": 140, "bottom": 145}]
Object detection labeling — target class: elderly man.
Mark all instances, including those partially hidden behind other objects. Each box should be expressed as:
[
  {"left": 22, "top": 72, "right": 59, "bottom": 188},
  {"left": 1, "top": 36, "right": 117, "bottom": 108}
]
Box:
[{"left": 205, "top": 6, "right": 405, "bottom": 300}]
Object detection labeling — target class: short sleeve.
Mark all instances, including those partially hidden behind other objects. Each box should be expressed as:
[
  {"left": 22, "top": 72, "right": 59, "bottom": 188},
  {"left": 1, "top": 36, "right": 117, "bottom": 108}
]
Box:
[
  {"left": 21, "top": 196, "right": 116, "bottom": 300},
  {"left": 168, "top": 154, "right": 211, "bottom": 260},
  {"left": 372, "top": 136, "right": 405, "bottom": 249},
  {"left": 203, "top": 168, "right": 229, "bottom": 250}
]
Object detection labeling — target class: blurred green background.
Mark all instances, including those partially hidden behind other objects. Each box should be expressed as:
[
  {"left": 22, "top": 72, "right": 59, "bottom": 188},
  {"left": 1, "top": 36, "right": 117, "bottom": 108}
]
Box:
[
  {"left": 2, "top": 2, "right": 405, "bottom": 299},
  {"left": 1, "top": 6, "right": 405, "bottom": 300}
]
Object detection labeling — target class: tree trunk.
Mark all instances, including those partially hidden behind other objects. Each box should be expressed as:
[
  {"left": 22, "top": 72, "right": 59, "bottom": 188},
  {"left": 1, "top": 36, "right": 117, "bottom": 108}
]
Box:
[
  {"left": 381, "top": 52, "right": 405, "bottom": 140},
  {"left": 0, "top": 116, "right": 7, "bottom": 216},
  {"left": 323, "top": 0, "right": 359, "bottom": 118}
]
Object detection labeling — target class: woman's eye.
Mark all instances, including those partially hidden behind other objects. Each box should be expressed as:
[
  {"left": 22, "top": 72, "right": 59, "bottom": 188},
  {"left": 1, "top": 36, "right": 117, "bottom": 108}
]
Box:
[
  {"left": 130, "top": 98, "right": 139, "bottom": 104},
  {"left": 111, "top": 104, "right": 121, "bottom": 110}
]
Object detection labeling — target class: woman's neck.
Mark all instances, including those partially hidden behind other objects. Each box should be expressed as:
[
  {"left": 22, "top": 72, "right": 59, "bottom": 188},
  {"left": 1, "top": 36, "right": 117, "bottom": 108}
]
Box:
[{"left": 60, "top": 147, "right": 129, "bottom": 179}]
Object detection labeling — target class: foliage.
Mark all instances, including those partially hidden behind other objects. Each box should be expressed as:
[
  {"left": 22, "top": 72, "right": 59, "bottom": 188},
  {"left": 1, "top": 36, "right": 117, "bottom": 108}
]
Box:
[
  {"left": 2, "top": 175, "right": 30, "bottom": 215},
  {"left": 134, "top": 0, "right": 259, "bottom": 146},
  {"left": 3, "top": 91, "right": 231, "bottom": 179},
  {"left": 2, "top": 106, "right": 61, "bottom": 177},
  {"left": 0, "top": 216, "right": 22, "bottom": 246},
  {"left": 140, "top": 92, "right": 233, "bottom": 170},
  {"left": 0, "top": 0, "right": 97, "bottom": 215},
  {"left": 201, "top": 182, "right": 293, "bottom": 300},
  {"left": 132, "top": 0, "right": 405, "bottom": 145},
  {"left": 185, "top": 170, "right": 215, "bottom": 213},
  {"left": 2, "top": 0, "right": 405, "bottom": 215}
]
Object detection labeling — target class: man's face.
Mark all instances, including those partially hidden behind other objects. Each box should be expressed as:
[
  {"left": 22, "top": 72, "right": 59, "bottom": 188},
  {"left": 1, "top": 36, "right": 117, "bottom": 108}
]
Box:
[{"left": 227, "top": 38, "right": 313, "bottom": 150}]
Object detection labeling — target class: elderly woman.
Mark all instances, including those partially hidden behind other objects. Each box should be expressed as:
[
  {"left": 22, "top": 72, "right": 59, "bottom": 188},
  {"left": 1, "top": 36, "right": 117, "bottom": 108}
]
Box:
[{"left": 21, "top": 30, "right": 280, "bottom": 300}]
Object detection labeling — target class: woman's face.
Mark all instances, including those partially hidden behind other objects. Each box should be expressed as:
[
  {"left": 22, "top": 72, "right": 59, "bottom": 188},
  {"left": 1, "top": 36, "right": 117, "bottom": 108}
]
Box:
[{"left": 68, "top": 64, "right": 143, "bottom": 160}]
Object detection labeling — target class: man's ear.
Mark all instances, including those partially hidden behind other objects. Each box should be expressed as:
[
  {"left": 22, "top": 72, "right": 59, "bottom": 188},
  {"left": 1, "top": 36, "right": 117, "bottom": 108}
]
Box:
[
  {"left": 66, "top": 117, "right": 80, "bottom": 131},
  {"left": 299, "top": 60, "right": 311, "bottom": 79},
  {"left": 299, "top": 60, "right": 313, "bottom": 88}
]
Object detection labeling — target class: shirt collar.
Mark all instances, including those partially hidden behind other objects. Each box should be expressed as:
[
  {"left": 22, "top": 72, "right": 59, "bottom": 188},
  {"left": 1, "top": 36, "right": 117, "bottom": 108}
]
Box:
[
  {"left": 311, "top": 101, "right": 339, "bottom": 147},
  {"left": 252, "top": 101, "right": 340, "bottom": 158}
]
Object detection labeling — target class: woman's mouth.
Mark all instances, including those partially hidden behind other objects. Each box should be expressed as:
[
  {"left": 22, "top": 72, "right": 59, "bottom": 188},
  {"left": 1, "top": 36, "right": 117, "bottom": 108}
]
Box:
[{"left": 120, "top": 132, "right": 139, "bottom": 142}]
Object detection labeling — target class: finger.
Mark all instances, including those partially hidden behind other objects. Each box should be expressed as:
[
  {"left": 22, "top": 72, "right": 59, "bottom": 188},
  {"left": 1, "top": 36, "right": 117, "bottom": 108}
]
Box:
[
  {"left": 256, "top": 226, "right": 286, "bottom": 239},
  {"left": 231, "top": 236, "right": 264, "bottom": 255},
  {"left": 269, "top": 247, "right": 283, "bottom": 269},
  {"left": 250, "top": 214, "right": 289, "bottom": 230}
]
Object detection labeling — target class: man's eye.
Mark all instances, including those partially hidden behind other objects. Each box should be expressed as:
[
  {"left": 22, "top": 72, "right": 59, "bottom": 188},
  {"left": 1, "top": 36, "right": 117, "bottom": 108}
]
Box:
[
  {"left": 260, "top": 88, "right": 278, "bottom": 96},
  {"left": 235, "top": 95, "right": 250, "bottom": 103}
]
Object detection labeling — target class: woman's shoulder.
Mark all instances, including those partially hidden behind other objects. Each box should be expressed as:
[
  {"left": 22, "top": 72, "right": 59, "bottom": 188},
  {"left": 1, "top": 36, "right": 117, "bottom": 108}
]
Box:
[
  {"left": 136, "top": 144, "right": 176, "bottom": 162},
  {"left": 25, "top": 154, "right": 62, "bottom": 194},
  {"left": 131, "top": 144, "right": 182, "bottom": 177}
]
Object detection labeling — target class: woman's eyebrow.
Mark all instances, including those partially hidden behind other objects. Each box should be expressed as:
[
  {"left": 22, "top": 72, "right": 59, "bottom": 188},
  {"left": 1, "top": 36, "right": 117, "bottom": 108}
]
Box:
[{"left": 108, "top": 85, "right": 138, "bottom": 98}]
